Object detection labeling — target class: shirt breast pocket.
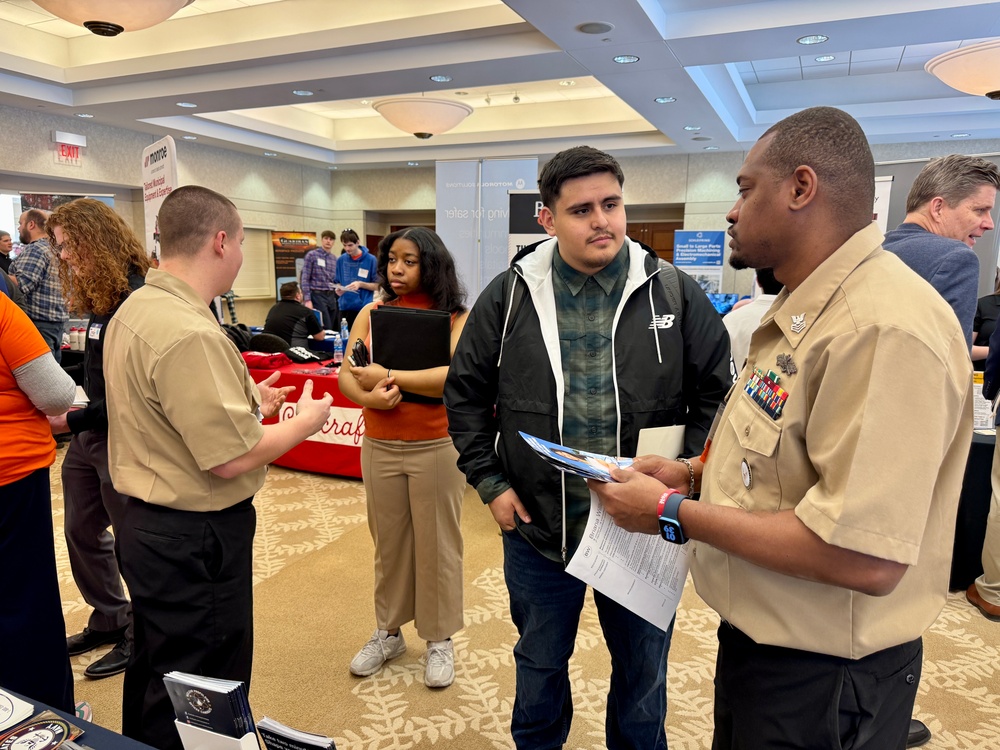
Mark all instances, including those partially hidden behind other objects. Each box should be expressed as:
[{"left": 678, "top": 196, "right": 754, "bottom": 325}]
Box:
[{"left": 716, "top": 392, "right": 782, "bottom": 511}]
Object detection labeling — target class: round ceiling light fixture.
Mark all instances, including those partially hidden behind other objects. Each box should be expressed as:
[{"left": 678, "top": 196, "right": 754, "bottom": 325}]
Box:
[
  {"left": 292, "top": 90, "right": 314, "bottom": 97},
  {"left": 33, "top": 0, "right": 194, "bottom": 36},
  {"left": 429, "top": 75, "right": 453, "bottom": 83},
  {"left": 577, "top": 21, "right": 615, "bottom": 35},
  {"left": 654, "top": 96, "right": 677, "bottom": 104},
  {"left": 926, "top": 40, "right": 1000, "bottom": 100},
  {"left": 613, "top": 54, "right": 640, "bottom": 64},
  {"left": 796, "top": 34, "right": 829, "bottom": 45},
  {"left": 374, "top": 97, "right": 473, "bottom": 139}
]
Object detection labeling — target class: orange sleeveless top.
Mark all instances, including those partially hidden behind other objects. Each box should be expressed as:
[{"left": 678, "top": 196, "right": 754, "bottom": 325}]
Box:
[{"left": 362, "top": 295, "right": 453, "bottom": 441}]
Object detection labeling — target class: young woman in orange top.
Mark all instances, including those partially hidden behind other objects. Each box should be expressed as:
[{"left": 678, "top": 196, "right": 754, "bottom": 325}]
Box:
[{"left": 338, "top": 227, "right": 468, "bottom": 689}]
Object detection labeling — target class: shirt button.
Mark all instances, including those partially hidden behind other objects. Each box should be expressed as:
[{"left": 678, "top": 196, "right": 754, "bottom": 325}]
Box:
[
  {"left": 588, "top": 314, "right": 596, "bottom": 321},
  {"left": 589, "top": 388, "right": 598, "bottom": 395},
  {"left": 588, "top": 350, "right": 596, "bottom": 358},
  {"left": 744, "top": 426, "right": 751, "bottom": 436}
]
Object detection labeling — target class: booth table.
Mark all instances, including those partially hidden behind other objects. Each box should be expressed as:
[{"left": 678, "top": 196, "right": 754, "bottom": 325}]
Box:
[
  {"left": 248, "top": 362, "right": 363, "bottom": 479},
  {"left": 950, "top": 430, "right": 995, "bottom": 590},
  {"left": 1, "top": 687, "right": 155, "bottom": 750}
]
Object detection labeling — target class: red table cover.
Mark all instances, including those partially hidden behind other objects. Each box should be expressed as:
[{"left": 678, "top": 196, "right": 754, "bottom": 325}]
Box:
[{"left": 248, "top": 362, "right": 363, "bottom": 478}]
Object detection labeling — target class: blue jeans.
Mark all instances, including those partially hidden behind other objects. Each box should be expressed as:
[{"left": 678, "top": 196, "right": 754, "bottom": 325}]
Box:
[
  {"left": 34, "top": 318, "right": 65, "bottom": 363},
  {"left": 503, "top": 528, "right": 672, "bottom": 750}
]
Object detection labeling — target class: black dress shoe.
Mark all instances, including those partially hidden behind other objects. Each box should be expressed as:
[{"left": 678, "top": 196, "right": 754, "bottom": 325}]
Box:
[
  {"left": 67, "top": 625, "right": 128, "bottom": 656},
  {"left": 907, "top": 719, "right": 931, "bottom": 748},
  {"left": 84, "top": 639, "right": 131, "bottom": 679}
]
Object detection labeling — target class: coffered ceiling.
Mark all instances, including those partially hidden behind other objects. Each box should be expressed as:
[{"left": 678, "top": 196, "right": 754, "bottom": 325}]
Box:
[{"left": 1, "top": 0, "right": 999, "bottom": 169}]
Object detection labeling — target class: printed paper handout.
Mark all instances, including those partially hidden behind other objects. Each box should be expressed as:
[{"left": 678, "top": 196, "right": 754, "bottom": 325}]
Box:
[{"left": 518, "top": 428, "right": 689, "bottom": 630}]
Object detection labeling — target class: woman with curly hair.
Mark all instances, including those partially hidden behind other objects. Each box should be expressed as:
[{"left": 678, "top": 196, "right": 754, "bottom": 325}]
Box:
[{"left": 47, "top": 197, "right": 150, "bottom": 679}]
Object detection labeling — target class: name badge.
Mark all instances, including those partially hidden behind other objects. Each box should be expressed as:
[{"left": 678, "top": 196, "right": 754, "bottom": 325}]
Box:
[
  {"left": 357, "top": 269, "right": 369, "bottom": 279},
  {"left": 88, "top": 323, "right": 102, "bottom": 340},
  {"left": 317, "top": 258, "right": 326, "bottom": 267}
]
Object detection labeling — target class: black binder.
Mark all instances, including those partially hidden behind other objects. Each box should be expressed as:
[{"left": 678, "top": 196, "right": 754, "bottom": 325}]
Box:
[{"left": 369, "top": 306, "right": 451, "bottom": 404}]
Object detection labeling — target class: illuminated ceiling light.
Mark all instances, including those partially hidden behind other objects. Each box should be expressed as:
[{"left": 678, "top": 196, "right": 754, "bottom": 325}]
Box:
[
  {"left": 683, "top": 125, "right": 701, "bottom": 131},
  {"left": 577, "top": 21, "right": 614, "bottom": 35},
  {"left": 407, "top": 161, "right": 419, "bottom": 166},
  {"left": 429, "top": 75, "right": 452, "bottom": 83},
  {"left": 75, "top": 112, "right": 94, "bottom": 118},
  {"left": 360, "top": 99, "right": 372, "bottom": 105},
  {"left": 33, "top": 0, "right": 194, "bottom": 36},
  {"left": 951, "top": 132, "right": 972, "bottom": 138},
  {"left": 796, "top": 34, "right": 828, "bottom": 45},
  {"left": 704, "top": 146, "right": 720, "bottom": 150},
  {"left": 373, "top": 97, "right": 473, "bottom": 139},
  {"left": 292, "top": 90, "right": 314, "bottom": 97},
  {"left": 559, "top": 80, "right": 576, "bottom": 87},
  {"left": 927, "top": 40, "right": 1000, "bottom": 100},
  {"left": 613, "top": 54, "right": 640, "bottom": 64},
  {"left": 815, "top": 55, "right": 836, "bottom": 62},
  {"left": 654, "top": 96, "right": 676, "bottom": 104},
  {"left": 176, "top": 102, "right": 197, "bottom": 108},
  {"left": 263, "top": 151, "right": 278, "bottom": 156},
  {"left": 182, "top": 135, "right": 197, "bottom": 140},
  {"left": 328, "top": 166, "right": 337, "bottom": 170}
]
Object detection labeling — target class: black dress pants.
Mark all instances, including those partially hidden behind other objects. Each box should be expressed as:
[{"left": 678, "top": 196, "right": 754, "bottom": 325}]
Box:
[
  {"left": 713, "top": 623, "right": 921, "bottom": 750},
  {"left": 0, "top": 468, "right": 74, "bottom": 712},
  {"left": 116, "top": 496, "right": 255, "bottom": 750}
]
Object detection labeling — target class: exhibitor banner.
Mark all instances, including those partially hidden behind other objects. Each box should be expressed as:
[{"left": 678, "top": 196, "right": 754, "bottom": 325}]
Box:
[
  {"left": 673, "top": 230, "right": 725, "bottom": 294},
  {"left": 271, "top": 231, "right": 317, "bottom": 299},
  {"left": 141, "top": 135, "right": 178, "bottom": 263}
]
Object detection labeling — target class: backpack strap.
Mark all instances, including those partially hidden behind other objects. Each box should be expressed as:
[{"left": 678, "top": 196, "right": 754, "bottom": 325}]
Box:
[{"left": 656, "top": 258, "right": 683, "bottom": 330}]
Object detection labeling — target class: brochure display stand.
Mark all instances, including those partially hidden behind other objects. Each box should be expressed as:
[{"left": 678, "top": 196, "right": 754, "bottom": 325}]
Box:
[{"left": 175, "top": 721, "right": 259, "bottom": 750}]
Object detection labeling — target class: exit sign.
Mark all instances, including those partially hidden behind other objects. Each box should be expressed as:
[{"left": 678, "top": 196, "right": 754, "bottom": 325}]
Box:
[{"left": 55, "top": 142, "right": 83, "bottom": 166}]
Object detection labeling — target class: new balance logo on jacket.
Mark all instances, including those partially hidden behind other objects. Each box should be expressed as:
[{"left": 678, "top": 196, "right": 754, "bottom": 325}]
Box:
[{"left": 649, "top": 314, "right": 675, "bottom": 330}]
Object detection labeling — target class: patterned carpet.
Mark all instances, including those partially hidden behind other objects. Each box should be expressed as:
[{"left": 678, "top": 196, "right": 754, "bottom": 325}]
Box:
[{"left": 50, "top": 450, "right": 1000, "bottom": 749}]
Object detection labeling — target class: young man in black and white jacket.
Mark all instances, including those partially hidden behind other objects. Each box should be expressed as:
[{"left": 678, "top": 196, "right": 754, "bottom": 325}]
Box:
[{"left": 445, "top": 146, "right": 732, "bottom": 750}]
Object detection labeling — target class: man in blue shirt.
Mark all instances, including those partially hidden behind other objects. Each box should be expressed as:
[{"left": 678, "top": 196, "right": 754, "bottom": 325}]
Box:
[
  {"left": 883, "top": 154, "right": 1000, "bottom": 349},
  {"left": 335, "top": 228, "right": 379, "bottom": 330}
]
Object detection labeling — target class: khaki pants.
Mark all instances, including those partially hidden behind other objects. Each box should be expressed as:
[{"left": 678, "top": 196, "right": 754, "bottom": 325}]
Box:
[
  {"left": 974, "top": 439, "right": 1000, "bottom": 605},
  {"left": 362, "top": 435, "right": 466, "bottom": 642}
]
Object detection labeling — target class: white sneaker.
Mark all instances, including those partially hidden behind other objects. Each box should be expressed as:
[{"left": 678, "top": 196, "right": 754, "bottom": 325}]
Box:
[
  {"left": 350, "top": 629, "right": 406, "bottom": 676},
  {"left": 424, "top": 639, "right": 455, "bottom": 688}
]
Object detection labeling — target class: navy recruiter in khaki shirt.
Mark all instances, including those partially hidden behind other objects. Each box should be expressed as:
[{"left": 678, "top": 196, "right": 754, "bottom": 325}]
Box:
[{"left": 591, "top": 107, "right": 972, "bottom": 750}]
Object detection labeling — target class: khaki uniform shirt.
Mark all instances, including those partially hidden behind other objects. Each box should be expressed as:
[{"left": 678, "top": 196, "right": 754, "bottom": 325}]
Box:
[
  {"left": 693, "top": 223, "right": 972, "bottom": 659},
  {"left": 105, "top": 269, "right": 266, "bottom": 511}
]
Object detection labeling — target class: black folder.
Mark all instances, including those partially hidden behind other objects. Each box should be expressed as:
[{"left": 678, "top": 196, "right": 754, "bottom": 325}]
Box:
[{"left": 369, "top": 306, "right": 451, "bottom": 403}]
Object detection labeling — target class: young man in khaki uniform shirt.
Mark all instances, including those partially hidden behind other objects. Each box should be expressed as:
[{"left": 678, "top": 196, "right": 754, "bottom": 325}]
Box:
[
  {"left": 105, "top": 185, "right": 334, "bottom": 750},
  {"left": 592, "top": 107, "right": 973, "bottom": 749}
]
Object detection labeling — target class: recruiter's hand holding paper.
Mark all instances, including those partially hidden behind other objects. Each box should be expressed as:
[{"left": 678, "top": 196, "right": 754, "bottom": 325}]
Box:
[{"left": 519, "top": 427, "right": 689, "bottom": 630}]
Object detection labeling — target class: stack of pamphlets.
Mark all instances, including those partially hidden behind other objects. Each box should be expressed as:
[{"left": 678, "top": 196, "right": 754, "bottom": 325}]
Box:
[
  {"left": 0, "top": 689, "right": 33, "bottom": 733},
  {"left": 164, "top": 672, "right": 255, "bottom": 739},
  {"left": 519, "top": 431, "right": 632, "bottom": 482},
  {"left": 256, "top": 717, "right": 336, "bottom": 750}
]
